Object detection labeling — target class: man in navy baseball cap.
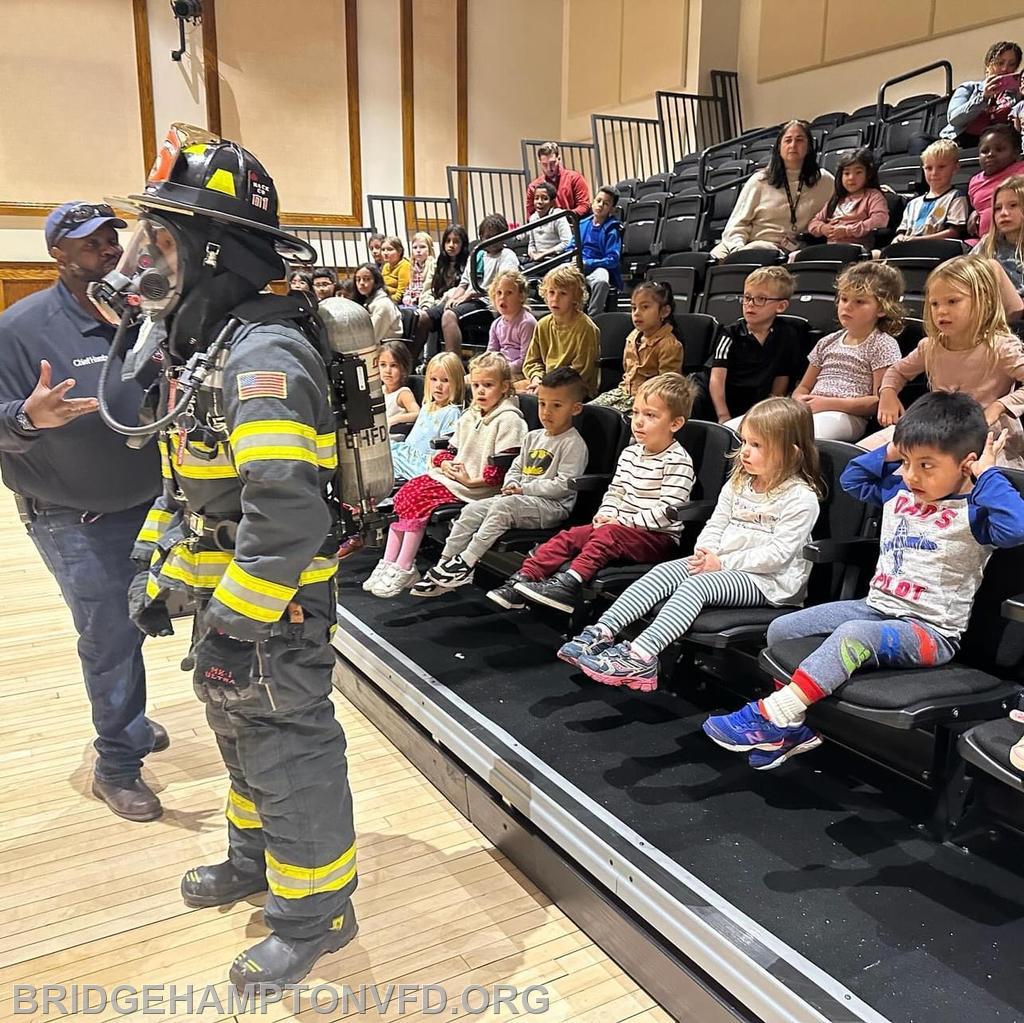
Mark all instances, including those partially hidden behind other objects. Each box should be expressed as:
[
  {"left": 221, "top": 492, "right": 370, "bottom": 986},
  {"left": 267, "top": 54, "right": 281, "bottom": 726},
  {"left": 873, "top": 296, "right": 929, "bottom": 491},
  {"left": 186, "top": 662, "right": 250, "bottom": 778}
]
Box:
[{"left": 44, "top": 200, "right": 126, "bottom": 249}]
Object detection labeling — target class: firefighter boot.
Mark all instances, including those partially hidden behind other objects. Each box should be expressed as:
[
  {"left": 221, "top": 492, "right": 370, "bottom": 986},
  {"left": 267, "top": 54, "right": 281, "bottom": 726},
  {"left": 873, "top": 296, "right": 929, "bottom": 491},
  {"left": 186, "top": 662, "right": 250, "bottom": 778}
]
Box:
[
  {"left": 181, "top": 860, "right": 268, "bottom": 909},
  {"left": 229, "top": 905, "right": 359, "bottom": 991}
]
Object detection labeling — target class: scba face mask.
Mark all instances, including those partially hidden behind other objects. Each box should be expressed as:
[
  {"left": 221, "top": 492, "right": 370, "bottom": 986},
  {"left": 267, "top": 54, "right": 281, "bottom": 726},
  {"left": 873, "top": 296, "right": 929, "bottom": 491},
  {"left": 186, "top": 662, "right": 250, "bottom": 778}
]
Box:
[{"left": 88, "top": 214, "right": 187, "bottom": 326}]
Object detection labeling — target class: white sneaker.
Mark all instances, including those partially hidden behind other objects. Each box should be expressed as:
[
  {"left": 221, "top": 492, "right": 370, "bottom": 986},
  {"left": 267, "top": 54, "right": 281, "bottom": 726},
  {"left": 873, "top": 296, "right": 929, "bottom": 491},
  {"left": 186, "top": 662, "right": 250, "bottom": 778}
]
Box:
[
  {"left": 371, "top": 564, "right": 421, "bottom": 598},
  {"left": 362, "top": 560, "right": 392, "bottom": 592}
]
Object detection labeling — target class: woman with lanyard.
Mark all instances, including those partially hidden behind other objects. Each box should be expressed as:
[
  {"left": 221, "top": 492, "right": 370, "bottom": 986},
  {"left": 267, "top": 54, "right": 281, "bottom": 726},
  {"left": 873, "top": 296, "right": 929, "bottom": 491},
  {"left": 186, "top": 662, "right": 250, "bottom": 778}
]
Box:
[{"left": 711, "top": 120, "right": 834, "bottom": 260}]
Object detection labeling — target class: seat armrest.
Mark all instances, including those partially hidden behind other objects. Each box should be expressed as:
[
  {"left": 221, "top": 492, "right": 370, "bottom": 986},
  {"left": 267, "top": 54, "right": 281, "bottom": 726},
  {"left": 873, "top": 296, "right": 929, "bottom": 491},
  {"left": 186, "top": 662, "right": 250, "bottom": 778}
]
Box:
[
  {"left": 569, "top": 473, "right": 613, "bottom": 493},
  {"left": 489, "top": 453, "right": 516, "bottom": 472},
  {"left": 664, "top": 499, "right": 715, "bottom": 523},
  {"left": 803, "top": 537, "right": 880, "bottom": 565},
  {"left": 430, "top": 436, "right": 453, "bottom": 450},
  {"left": 1001, "top": 594, "right": 1024, "bottom": 624}
]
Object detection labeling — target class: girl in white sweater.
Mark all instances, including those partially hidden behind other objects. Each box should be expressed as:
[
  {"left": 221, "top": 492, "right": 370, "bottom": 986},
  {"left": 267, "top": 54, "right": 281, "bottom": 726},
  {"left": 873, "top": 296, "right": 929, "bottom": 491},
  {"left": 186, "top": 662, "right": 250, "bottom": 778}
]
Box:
[{"left": 559, "top": 397, "right": 823, "bottom": 692}]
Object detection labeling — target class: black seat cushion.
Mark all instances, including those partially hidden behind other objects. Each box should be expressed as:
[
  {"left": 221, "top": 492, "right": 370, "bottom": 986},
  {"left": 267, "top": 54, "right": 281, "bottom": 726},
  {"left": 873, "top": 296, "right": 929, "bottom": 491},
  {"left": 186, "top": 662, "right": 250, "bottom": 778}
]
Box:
[
  {"left": 689, "top": 606, "right": 788, "bottom": 635},
  {"left": 967, "top": 717, "right": 1024, "bottom": 769},
  {"left": 766, "top": 637, "right": 1009, "bottom": 709}
]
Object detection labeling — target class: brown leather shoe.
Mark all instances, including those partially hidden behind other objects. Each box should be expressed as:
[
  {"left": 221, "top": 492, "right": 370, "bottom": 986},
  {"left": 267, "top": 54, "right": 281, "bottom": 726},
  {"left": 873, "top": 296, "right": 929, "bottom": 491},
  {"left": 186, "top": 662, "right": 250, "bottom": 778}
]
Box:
[
  {"left": 91, "top": 776, "right": 163, "bottom": 822},
  {"left": 149, "top": 720, "right": 170, "bottom": 753}
]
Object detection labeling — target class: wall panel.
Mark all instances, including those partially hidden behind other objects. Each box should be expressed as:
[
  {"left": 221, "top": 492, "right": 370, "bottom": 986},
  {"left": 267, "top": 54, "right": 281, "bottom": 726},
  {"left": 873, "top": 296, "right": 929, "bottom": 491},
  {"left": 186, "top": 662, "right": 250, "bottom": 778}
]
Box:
[
  {"left": 824, "top": 0, "right": 932, "bottom": 64},
  {"left": 215, "top": 0, "right": 354, "bottom": 220},
  {"left": 757, "top": 0, "right": 826, "bottom": 81},
  {"left": 0, "top": 0, "right": 148, "bottom": 210},
  {"left": 934, "top": 0, "right": 1024, "bottom": 34},
  {"left": 566, "top": 0, "right": 623, "bottom": 116},
  {"left": 411, "top": 0, "right": 459, "bottom": 197},
  {"left": 620, "top": 0, "right": 688, "bottom": 104}
]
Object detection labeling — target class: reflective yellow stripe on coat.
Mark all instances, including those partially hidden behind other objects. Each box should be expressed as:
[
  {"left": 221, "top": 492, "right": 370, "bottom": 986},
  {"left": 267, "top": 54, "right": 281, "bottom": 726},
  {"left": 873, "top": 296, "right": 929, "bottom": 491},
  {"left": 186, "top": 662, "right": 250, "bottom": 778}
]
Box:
[
  {"left": 265, "top": 843, "right": 356, "bottom": 899},
  {"left": 225, "top": 787, "right": 262, "bottom": 830},
  {"left": 230, "top": 420, "right": 338, "bottom": 471},
  {"left": 136, "top": 508, "right": 173, "bottom": 544}
]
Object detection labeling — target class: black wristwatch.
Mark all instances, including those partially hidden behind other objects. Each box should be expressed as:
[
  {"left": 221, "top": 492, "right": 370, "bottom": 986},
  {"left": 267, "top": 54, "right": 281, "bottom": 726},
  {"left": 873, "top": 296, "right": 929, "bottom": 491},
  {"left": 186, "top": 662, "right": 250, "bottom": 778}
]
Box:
[{"left": 15, "top": 404, "right": 37, "bottom": 432}]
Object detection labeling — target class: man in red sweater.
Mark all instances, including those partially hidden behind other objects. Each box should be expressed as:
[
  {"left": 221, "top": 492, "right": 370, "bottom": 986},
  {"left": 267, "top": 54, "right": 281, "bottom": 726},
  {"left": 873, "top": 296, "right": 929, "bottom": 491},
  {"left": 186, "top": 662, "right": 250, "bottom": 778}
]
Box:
[{"left": 526, "top": 142, "right": 592, "bottom": 219}]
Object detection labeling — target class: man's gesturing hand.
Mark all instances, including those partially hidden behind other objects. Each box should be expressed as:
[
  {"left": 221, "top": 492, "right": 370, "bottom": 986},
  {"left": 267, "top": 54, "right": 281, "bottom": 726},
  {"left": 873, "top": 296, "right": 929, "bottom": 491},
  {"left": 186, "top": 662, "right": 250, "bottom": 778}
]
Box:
[{"left": 22, "top": 360, "right": 99, "bottom": 429}]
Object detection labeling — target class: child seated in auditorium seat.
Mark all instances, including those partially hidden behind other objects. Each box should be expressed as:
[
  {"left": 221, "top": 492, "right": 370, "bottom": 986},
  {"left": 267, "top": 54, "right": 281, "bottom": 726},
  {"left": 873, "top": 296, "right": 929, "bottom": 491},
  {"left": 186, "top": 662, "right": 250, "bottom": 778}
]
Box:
[
  {"left": 791, "top": 262, "right": 903, "bottom": 442},
  {"left": 560, "top": 397, "right": 822, "bottom": 693},
  {"left": 412, "top": 367, "right": 588, "bottom": 597},
  {"left": 487, "top": 269, "right": 537, "bottom": 384},
  {"left": 967, "top": 124, "right": 1024, "bottom": 243},
  {"left": 527, "top": 181, "right": 573, "bottom": 264},
  {"left": 390, "top": 352, "right": 464, "bottom": 481},
  {"left": 574, "top": 185, "right": 623, "bottom": 316},
  {"left": 807, "top": 149, "right": 889, "bottom": 249},
  {"left": 497, "top": 373, "right": 695, "bottom": 614},
  {"left": 522, "top": 264, "right": 600, "bottom": 398},
  {"left": 590, "top": 279, "right": 683, "bottom": 414},
  {"left": 892, "top": 140, "right": 968, "bottom": 242},
  {"left": 708, "top": 267, "right": 803, "bottom": 430},
  {"left": 705, "top": 392, "right": 1024, "bottom": 769}
]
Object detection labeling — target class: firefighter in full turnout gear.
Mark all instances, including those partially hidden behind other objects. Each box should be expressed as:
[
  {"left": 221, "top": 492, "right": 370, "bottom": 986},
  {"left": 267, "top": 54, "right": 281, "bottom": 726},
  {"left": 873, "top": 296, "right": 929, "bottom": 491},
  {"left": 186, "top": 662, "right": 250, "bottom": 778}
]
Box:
[{"left": 89, "top": 125, "right": 390, "bottom": 989}]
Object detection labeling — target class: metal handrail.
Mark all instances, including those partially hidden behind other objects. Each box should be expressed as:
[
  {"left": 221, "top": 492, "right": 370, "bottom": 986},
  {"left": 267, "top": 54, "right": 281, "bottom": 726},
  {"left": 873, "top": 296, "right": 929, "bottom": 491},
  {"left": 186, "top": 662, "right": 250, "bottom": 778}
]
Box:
[
  {"left": 468, "top": 210, "right": 585, "bottom": 292},
  {"left": 696, "top": 124, "right": 780, "bottom": 196},
  {"left": 876, "top": 60, "right": 953, "bottom": 127}
]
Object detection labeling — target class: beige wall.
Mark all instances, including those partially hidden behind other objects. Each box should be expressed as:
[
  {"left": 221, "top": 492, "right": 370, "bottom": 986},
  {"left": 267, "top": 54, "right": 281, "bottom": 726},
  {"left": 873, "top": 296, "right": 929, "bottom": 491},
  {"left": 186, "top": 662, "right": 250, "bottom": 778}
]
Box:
[
  {"left": 467, "top": 0, "right": 563, "bottom": 168},
  {"left": 560, "top": 0, "right": 691, "bottom": 141},
  {"left": 739, "top": 2, "right": 1024, "bottom": 128}
]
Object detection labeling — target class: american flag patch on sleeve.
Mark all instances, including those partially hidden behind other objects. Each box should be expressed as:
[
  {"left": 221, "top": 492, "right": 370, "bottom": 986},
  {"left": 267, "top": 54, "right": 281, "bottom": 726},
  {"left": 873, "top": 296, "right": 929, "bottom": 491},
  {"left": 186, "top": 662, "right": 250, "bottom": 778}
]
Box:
[{"left": 237, "top": 371, "right": 288, "bottom": 401}]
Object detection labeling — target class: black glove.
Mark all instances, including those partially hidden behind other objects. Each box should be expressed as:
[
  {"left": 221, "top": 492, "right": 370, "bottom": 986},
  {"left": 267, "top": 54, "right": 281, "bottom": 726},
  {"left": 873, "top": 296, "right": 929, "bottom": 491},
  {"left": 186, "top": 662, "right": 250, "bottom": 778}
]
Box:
[
  {"left": 127, "top": 571, "right": 174, "bottom": 638},
  {"left": 193, "top": 630, "right": 262, "bottom": 707}
]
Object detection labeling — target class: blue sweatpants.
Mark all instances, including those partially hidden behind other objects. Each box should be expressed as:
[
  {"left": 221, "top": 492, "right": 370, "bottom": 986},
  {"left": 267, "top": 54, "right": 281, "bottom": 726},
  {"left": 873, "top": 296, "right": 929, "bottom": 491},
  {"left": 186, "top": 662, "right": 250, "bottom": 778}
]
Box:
[{"left": 766, "top": 598, "right": 957, "bottom": 701}]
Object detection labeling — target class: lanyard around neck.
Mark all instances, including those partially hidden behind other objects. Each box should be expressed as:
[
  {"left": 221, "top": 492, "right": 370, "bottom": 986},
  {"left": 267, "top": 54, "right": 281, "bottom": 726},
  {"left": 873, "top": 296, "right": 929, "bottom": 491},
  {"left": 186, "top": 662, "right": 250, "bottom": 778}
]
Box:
[{"left": 782, "top": 176, "right": 804, "bottom": 229}]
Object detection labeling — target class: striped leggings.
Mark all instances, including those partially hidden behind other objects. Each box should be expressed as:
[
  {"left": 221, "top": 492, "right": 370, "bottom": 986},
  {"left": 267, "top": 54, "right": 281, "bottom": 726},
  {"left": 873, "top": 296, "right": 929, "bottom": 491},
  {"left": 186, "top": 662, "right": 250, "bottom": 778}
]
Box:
[{"left": 597, "top": 559, "right": 767, "bottom": 655}]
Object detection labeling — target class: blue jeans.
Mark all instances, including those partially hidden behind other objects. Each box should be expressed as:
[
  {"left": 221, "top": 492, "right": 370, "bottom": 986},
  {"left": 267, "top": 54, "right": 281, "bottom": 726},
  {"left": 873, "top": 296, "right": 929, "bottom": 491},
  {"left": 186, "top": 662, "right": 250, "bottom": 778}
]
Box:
[{"left": 28, "top": 502, "right": 155, "bottom": 784}]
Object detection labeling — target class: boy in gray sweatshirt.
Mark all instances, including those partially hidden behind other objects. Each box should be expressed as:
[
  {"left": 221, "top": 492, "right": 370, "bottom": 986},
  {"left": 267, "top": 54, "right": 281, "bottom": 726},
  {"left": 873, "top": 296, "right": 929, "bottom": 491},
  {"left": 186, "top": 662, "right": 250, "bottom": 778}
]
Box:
[{"left": 412, "top": 368, "right": 588, "bottom": 597}]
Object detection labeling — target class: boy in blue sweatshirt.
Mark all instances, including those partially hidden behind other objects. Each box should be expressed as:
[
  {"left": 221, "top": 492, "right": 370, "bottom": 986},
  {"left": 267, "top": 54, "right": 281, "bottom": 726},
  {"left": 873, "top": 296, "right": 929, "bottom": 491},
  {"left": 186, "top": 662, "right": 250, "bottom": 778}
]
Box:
[
  {"left": 704, "top": 391, "right": 1024, "bottom": 769},
  {"left": 576, "top": 185, "right": 622, "bottom": 315}
]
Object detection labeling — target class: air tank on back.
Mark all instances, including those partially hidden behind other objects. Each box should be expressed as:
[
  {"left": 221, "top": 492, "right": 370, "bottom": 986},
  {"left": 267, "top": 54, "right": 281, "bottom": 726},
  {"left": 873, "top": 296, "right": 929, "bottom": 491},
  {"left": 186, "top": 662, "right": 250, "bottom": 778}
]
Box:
[{"left": 316, "top": 297, "right": 395, "bottom": 524}]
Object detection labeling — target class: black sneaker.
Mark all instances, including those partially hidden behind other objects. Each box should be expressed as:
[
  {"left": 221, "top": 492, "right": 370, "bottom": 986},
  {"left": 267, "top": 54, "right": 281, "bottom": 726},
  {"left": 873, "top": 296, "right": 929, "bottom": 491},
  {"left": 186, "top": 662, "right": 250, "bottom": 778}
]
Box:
[
  {"left": 514, "top": 571, "right": 582, "bottom": 614},
  {"left": 487, "top": 573, "right": 528, "bottom": 610}
]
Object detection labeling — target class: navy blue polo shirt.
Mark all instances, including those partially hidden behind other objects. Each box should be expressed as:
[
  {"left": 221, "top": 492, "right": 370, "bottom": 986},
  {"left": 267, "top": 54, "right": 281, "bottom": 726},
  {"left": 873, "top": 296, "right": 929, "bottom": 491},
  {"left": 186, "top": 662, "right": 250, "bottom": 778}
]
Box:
[{"left": 0, "top": 281, "right": 160, "bottom": 512}]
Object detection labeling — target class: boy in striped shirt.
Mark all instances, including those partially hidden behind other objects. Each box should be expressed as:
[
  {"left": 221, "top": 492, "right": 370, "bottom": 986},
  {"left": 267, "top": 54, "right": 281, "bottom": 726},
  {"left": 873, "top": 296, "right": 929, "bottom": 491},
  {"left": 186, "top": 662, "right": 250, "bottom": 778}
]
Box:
[{"left": 513, "top": 373, "right": 695, "bottom": 614}]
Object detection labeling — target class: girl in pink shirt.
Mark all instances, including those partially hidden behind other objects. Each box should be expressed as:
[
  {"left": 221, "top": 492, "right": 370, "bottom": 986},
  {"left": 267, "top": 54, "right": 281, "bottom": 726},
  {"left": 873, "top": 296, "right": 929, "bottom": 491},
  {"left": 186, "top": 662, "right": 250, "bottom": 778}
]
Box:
[
  {"left": 967, "top": 124, "right": 1024, "bottom": 243},
  {"left": 807, "top": 149, "right": 890, "bottom": 247},
  {"left": 867, "top": 255, "right": 1024, "bottom": 466},
  {"left": 486, "top": 270, "right": 537, "bottom": 384}
]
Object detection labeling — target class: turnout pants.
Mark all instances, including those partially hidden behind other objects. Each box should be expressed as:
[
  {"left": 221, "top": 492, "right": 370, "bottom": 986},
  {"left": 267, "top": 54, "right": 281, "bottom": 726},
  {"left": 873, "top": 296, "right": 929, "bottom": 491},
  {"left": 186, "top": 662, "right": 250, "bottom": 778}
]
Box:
[
  {"left": 193, "top": 580, "right": 357, "bottom": 939},
  {"left": 441, "top": 494, "right": 566, "bottom": 567},
  {"left": 766, "top": 598, "right": 957, "bottom": 700}
]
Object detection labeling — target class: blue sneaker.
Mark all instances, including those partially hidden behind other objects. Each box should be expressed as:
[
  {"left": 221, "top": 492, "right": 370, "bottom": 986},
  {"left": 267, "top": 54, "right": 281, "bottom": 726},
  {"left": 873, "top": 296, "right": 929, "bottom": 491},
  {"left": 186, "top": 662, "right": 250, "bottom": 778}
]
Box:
[
  {"left": 578, "top": 641, "right": 659, "bottom": 692},
  {"left": 704, "top": 701, "right": 797, "bottom": 752},
  {"left": 747, "top": 728, "right": 822, "bottom": 770},
  {"left": 557, "top": 625, "right": 613, "bottom": 668}
]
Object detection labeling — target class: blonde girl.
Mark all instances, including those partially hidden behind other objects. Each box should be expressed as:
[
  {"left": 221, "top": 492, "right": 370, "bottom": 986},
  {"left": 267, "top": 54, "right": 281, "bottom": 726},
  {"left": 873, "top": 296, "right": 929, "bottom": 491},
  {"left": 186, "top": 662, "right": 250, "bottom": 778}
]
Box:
[
  {"left": 792, "top": 262, "right": 904, "bottom": 441},
  {"left": 873, "top": 255, "right": 1024, "bottom": 464},
  {"left": 390, "top": 352, "right": 465, "bottom": 481},
  {"left": 401, "top": 232, "right": 437, "bottom": 309},
  {"left": 378, "top": 340, "right": 419, "bottom": 427},
  {"left": 976, "top": 174, "right": 1024, "bottom": 319},
  {"left": 560, "top": 397, "right": 823, "bottom": 693},
  {"left": 486, "top": 269, "right": 537, "bottom": 384},
  {"left": 365, "top": 352, "right": 527, "bottom": 598}
]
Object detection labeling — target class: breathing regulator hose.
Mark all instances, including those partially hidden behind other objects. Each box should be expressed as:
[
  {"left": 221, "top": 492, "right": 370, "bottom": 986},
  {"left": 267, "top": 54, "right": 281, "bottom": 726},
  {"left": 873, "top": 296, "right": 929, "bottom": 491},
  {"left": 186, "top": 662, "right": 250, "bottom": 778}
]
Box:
[{"left": 97, "top": 310, "right": 239, "bottom": 437}]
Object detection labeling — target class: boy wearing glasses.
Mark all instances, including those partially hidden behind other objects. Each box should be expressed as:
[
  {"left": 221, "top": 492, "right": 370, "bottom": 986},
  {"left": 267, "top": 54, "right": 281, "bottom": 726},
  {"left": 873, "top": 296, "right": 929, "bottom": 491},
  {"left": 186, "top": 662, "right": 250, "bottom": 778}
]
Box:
[{"left": 709, "top": 266, "right": 802, "bottom": 430}]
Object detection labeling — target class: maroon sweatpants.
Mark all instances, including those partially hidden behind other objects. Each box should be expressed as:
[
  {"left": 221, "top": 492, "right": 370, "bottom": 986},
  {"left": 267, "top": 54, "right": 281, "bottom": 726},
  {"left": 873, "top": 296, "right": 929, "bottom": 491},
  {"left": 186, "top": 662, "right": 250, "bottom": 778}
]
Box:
[{"left": 520, "top": 523, "right": 677, "bottom": 582}]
